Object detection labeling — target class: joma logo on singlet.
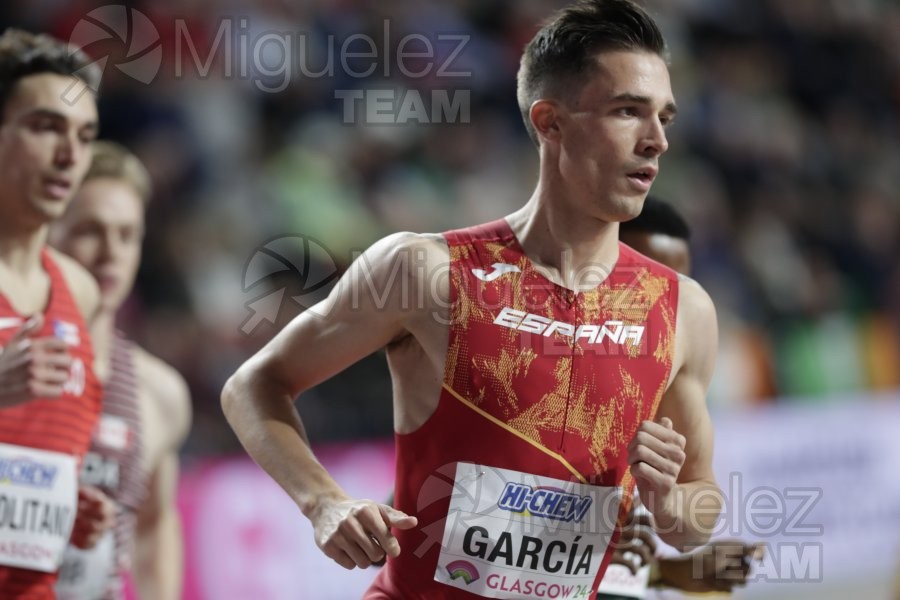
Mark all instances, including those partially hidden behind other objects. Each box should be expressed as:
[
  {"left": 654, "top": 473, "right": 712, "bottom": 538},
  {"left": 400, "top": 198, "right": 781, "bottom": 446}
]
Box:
[{"left": 493, "top": 307, "right": 644, "bottom": 346}]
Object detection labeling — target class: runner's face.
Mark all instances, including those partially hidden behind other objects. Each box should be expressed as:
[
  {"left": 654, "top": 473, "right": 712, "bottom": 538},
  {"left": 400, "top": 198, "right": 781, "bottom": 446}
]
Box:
[
  {"left": 557, "top": 51, "right": 674, "bottom": 223},
  {"left": 0, "top": 74, "right": 98, "bottom": 228},
  {"left": 52, "top": 178, "right": 144, "bottom": 313}
]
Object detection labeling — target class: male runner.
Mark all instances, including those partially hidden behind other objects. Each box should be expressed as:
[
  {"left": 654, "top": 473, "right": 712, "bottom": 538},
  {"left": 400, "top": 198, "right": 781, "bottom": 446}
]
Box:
[
  {"left": 50, "top": 141, "right": 192, "bottom": 600},
  {"left": 0, "top": 28, "right": 109, "bottom": 598},
  {"left": 223, "top": 1, "right": 723, "bottom": 597}
]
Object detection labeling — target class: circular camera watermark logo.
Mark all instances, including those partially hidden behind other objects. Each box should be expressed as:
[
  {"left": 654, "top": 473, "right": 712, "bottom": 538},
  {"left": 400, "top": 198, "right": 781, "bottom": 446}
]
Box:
[
  {"left": 67, "top": 5, "right": 162, "bottom": 97},
  {"left": 241, "top": 235, "right": 341, "bottom": 335}
]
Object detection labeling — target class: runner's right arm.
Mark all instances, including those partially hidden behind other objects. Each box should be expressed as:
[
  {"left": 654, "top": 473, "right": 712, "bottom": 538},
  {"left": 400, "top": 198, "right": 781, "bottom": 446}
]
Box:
[{"left": 222, "top": 233, "right": 428, "bottom": 569}]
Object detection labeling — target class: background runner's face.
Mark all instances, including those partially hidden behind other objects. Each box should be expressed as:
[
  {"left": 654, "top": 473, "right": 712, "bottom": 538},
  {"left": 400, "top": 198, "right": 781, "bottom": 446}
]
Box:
[
  {"left": 0, "top": 73, "right": 97, "bottom": 229},
  {"left": 557, "top": 51, "right": 674, "bottom": 223},
  {"left": 52, "top": 178, "right": 144, "bottom": 313},
  {"left": 619, "top": 230, "right": 691, "bottom": 275}
]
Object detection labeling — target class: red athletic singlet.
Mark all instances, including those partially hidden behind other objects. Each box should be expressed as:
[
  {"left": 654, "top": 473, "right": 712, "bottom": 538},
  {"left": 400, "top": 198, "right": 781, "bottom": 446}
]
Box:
[
  {"left": 0, "top": 250, "right": 103, "bottom": 598},
  {"left": 368, "top": 219, "right": 679, "bottom": 599}
]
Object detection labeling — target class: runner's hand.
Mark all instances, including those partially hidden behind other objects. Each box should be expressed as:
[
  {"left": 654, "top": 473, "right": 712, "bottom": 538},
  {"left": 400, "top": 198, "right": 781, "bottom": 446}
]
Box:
[
  {"left": 628, "top": 417, "right": 686, "bottom": 522},
  {"left": 659, "top": 540, "right": 764, "bottom": 592},
  {"left": 70, "top": 485, "right": 116, "bottom": 549},
  {"left": 610, "top": 512, "right": 657, "bottom": 575},
  {"left": 0, "top": 315, "right": 73, "bottom": 408},
  {"left": 311, "top": 498, "right": 417, "bottom": 569}
]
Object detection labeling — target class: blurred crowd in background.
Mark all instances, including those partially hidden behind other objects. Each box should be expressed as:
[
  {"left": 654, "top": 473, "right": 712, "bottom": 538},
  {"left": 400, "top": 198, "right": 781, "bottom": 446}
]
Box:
[{"left": 1, "top": 0, "right": 898, "bottom": 453}]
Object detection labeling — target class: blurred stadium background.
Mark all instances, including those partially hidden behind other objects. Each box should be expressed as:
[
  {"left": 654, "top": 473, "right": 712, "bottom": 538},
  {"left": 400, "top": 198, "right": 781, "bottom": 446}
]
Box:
[{"left": 3, "top": 0, "right": 899, "bottom": 598}]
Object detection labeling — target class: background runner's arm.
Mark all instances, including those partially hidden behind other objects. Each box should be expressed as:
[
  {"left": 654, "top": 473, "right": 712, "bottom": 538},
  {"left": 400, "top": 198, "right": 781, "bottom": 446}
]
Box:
[{"left": 134, "top": 452, "right": 182, "bottom": 600}]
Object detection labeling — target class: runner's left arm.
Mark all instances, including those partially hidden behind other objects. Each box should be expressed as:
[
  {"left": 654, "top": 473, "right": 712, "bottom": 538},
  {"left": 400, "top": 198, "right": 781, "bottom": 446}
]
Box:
[{"left": 628, "top": 277, "right": 722, "bottom": 550}]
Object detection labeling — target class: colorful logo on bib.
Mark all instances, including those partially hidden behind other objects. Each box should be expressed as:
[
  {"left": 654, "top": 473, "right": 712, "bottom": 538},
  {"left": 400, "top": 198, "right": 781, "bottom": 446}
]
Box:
[
  {"left": 498, "top": 483, "right": 593, "bottom": 523},
  {"left": 0, "top": 457, "right": 58, "bottom": 488},
  {"left": 447, "top": 559, "right": 480, "bottom": 584}
]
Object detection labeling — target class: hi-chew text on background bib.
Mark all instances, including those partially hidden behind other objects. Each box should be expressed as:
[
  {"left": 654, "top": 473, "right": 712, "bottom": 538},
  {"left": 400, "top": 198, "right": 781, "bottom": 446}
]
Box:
[
  {"left": 0, "top": 442, "right": 78, "bottom": 572},
  {"left": 435, "top": 463, "right": 622, "bottom": 599}
]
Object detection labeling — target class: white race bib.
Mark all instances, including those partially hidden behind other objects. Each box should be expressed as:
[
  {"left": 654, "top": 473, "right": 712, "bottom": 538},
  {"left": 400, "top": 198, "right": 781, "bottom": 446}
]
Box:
[
  {"left": 435, "top": 463, "right": 622, "bottom": 600},
  {"left": 0, "top": 443, "right": 78, "bottom": 572},
  {"left": 596, "top": 564, "right": 650, "bottom": 598},
  {"left": 56, "top": 530, "right": 116, "bottom": 600}
]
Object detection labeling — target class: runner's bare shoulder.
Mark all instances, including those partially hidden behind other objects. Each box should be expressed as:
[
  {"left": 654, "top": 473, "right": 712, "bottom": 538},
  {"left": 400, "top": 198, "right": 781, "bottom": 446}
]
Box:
[
  {"left": 46, "top": 247, "right": 100, "bottom": 324},
  {"left": 340, "top": 232, "right": 449, "bottom": 313}
]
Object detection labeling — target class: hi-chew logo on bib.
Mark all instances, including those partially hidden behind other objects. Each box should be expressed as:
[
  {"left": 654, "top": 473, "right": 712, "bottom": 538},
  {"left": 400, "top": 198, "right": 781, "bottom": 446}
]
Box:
[
  {"left": 498, "top": 483, "right": 593, "bottom": 523},
  {"left": 435, "top": 463, "right": 622, "bottom": 600},
  {"left": 0, "top": 457, "right": 58, "bottom": 488}
]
